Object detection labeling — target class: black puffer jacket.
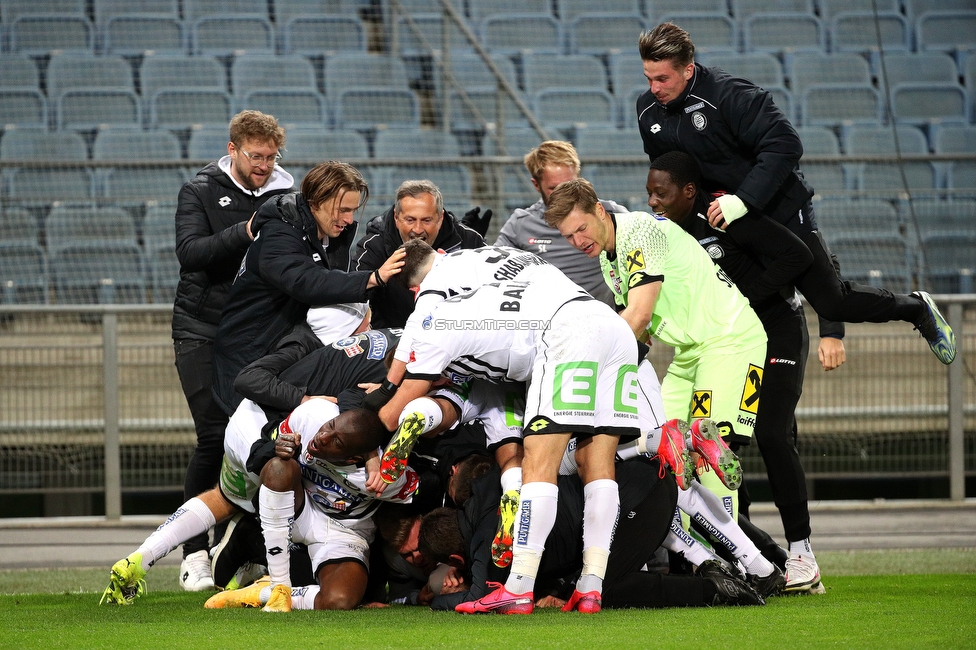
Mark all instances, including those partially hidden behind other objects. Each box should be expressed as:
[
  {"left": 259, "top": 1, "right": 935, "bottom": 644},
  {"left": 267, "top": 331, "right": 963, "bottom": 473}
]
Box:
[
  {"left": 353, "top": 205, "right": 485, "bottom": 328},
  {"left": 637, "top": 63, "right": 813, "bottom": 224},
  {"left": 212, "top": 192, "right": 370, "bottom": 415},
  {"left": 172, "top": 162, "right": 293, "bottom": 341}
]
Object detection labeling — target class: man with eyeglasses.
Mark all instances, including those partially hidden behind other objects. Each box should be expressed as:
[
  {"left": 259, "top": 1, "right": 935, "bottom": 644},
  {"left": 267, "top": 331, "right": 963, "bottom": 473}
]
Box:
[
  {"left": 172, "top": 110, "right": 294, "bottom": 593},
  {"left": 354, "top": 179, "right": 485, "bottom": 328}
]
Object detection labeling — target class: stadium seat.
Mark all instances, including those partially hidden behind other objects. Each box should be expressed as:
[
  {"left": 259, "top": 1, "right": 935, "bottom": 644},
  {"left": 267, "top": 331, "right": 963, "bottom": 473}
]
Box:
[
  {"left": 103, "top": 15, "right": 186, "bottom": 56},
  {"left": 394, "top": 13, "right": 473, "bottom": 58},
  {"left": 191, "top": 15, "right": 275, "bottom": 56},
  {"left": 815, "top": 198, "right": 902, "bottom": 235},
  {"left": 58, "top": 91, "right": 142, "bottom": 131},
  {"left": 241, "top": 90, "right": 330, "bottom": 129},
  {"left": 335, "top": 88, "right": 421, "bottom": 132},
  {"left": 905, "top": 0, "right": 976, "bottom": 23},
  {"left": 450, "top": 87, "right": 532, "bottom": 132},
  {"left": 187, "top": 126, "right": 231, "bottom": 161},
  {"left": 907, "top": 198, "right": 976, "bottom": 235},
  {"left": 283, "top": 127, "right": 369, "bottom": 181},
  {"left": 743, "top": 13, "right": 825, "bottom": 58},
  {"left": 817, "top": 0, "right": 898, "bottom": 22},
  {"left": 916, "top": 11, "right": 976, "bottom": 65},
  {"left": 438, "top": 51, "right": 520, "bottom": 97},
  {"left": 823, "top": 232, "right": 915, "bottom": 294},
  {"left": 148, "top": 246, "right": 181, "bottom": 304},
  {"left": 324, "top": 53, "right": 412, "bottom": 98},
  {"left": 534, "top": 88, "right": 617, "bottom": 131},
  {"left": 582, "top": 162, "right": 652, "bottom": 211},
  {"left": 480, "top": 14, "right": 563, "bottom": 55},
  {"left": 967, "top": 56, "right": 976, "bottom": 123},
  {"left": 141, "top": 203, "right": 178, "bottom": 253},
  {"left": 789, "top": 53, "right": 872, "bottom": 98},
  {"left": 656, "top": 13, "right": 737, "bottom": 55},
  {"left": 374, "top": 129, "right": 460, "bottom": 159},
  {"left": 830, "top": 12, "right": 910, "bottom": 58},
  {"left": 47, "top": 54, "right": 135, "bottom": 99},
  {"left": 0, "top": 55, "right": 41, "bottom": 89},
  {"left": 731, "top": 0, "right": 814, "bottom": 21},
  {"left": 798, "top": 126, "right": 841, "bottom": 155},
  {"left": 947, "top": 163, "right": 976, "bottom": 193},
  {"left": 609, "top": 52, "right": 645, "bottom": 97},
  {"left": 890, "top": 83, "right": 969, "bottom": 128},
  {"left": 141, "top": 55, "right": 227, "bottom": 98},
  {"left": 184, "top": 0, "right": 269, "bottom": 20},
  {"left": 0, "top": 0, "right": 85, "bottom": 23},
  {"left": 45, "top": 205, "right": 138, "bottom": 252},
  {"left": 575, "top": 125, "right": 646, "bottom": 157},
  {"left": 0, "top": 207, "right": 41, "bottom": 245},
  {"left": 935, "top": 126, "right": 976, "bottom": 192},
  {"left": 879, "top": 53, "right": 959, "bottom": 94},
  {"left": 481, "top": 126, "right": 547, "bottom": 156},
  {"left": 274, "top": 0, "right": 366, "bottom": 24},
  {"left": 231, "top": 54, "right": 318, "bottom": 97},
  {"left": 150, "top": 90, "right": 234, "bottom": 131},
  {"left": 8, "top": 15, "right": 94, "bottom": 55},
  {"left": 0, "top": 91, "right": 47, "bottom": 129},
  {"left": 0, "top": 130, "right": 93, "bottom": 202},
  {"left": 801, "top": 84, "right": 882, "bottom": 128},
  {"left": 283, "top": 16, "right": 367, "bottom": 56},
  {"left": 522, "top": 54, "right": 608, "bottom": 94},
  {"left": 93, "top": 0, "right": 180, "bottom": 23},
  {"left": 469, "top": 0, "right": 553, "bottom": 23},
  {"left": 767, "top": 86, "right": 795, "bottom": 124},
  {"left": 645, "top": 0, "right": 728, "bottom": 22},
  {"left": 93, "top": 129, "right": 185, "bottom": 202},
  {"left": 700, "top": 52, "right": 784, "bottom": 88},
  {"left": 568, "top": 14, "right": 647, "bottom": 57},
  {"left": 557, "top": 0, "right": 641, "bottom": 22},
  {"left": 797, "top": 126, "right": 847, "bottom": 191},
  {"left": 50, "top": 242, "right": 146, "bottom": 304},
  {"left": 622, "top": 85, "right": 648, "bottom": 130},
  {"left": 920, "top": 231, "right": 976, "bottom": 293},
  {"left": 0, "top": 243, "right": 48, "bottom": 304},
  {"left": 846, "top": 125, "right": 938, "bottom": 192}
]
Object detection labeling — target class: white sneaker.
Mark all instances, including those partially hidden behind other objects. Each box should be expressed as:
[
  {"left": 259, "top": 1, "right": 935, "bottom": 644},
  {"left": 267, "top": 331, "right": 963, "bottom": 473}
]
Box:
[
  {"left": 784, "top": 553, "right": 823, "bottom": 594},
  {"left": 180, "top": 550, "right": 216, "bottom": 592}
]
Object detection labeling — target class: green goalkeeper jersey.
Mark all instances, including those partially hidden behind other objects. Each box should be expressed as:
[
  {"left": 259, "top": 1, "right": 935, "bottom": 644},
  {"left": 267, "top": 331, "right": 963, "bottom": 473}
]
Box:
[{"left": 600, "top": 210, "right": 760, "bottom": 350}]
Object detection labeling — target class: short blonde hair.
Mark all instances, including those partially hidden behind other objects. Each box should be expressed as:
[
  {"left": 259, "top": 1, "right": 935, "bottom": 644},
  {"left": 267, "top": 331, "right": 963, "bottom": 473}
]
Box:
[
  {"left": 523, "top": 140, "right": 581, "bottom": 183},
  {"left": 229, "top": 110, "right": 286, "bottom": 149},
  {"left": 544, "top": 178, "right": 599, "bottom": 228}
]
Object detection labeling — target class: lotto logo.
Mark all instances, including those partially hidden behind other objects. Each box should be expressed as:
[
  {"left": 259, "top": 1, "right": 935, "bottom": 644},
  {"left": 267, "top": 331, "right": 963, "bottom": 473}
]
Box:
[{"left": 218, "top": 196, "right": 231, "bottom": 207}]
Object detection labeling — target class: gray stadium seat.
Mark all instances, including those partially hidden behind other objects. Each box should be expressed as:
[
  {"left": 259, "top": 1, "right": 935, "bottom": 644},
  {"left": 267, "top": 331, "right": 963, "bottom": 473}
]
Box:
[
  {"left": 657, "top": 13, "right": 737, "bottom": 55},
  {"left": 904, "top": 0, "right": 976, "bottom": 23},
  {"left": 283, "top": 16, "right": 367, "bottom": 56},
  {"left": 568, "top": 14, "right": 647, "bottom": 57},
  {"left": 827, "top": 233, "right": 915, "bottom": 294},
  {"left": 0, "top": 91, "right": 47, "bottom": 129},
  {"left": 609, "top": 52, "right": 645, "bottom": 97},
  {"left": 582, "top": 162, "right": 652, "bottom": 211},
  {"left": 374, "top": 129, "right": 460, "bottom": 159},
  {"left": 439, "top": 52, "right": 519, "bottom": 91},
  {"left": 58, "top": 91, "right": 141, "bottom": 131},
  {"left": 335, "top": 88, "right": 421, "bottom": 132},
  {"left": 534, "top": 88, "right": 617, "bottom": 131},
  {"left": 450, "top": 87, "right": 532, "bottom": 132},
  {"left": 557, "top": 0, "right": 641, "bottom": 21},
  {"left": 622, "top": 84, "right": 648, "bottom": 130},
  {"left": 916, "top": 11, "right": 976, "bottom": 63},
  {"left": 743, "top": 13, "right": 825, "bottom": 58},
  {"left": 645, "top": 0, "right": 728, "bottom": 22},
  {"left": 47, "top": 54, "right": 135, "bottom": 99},
  {"left": 920, "top": 231, "right": 976, "bottom": 293},
  {"left": 469, "top": 0, "right": 553, "bottom": 22},
  {"left": 141, "top": 55, "right": 228, "bottom": 98},
  {"left": 482, "top": 127, "right": 547, "bottom": 156},
  {"left": 0, "top": 130, "right": 93, "bottom": 202},
  {"left": 148, "top": 247, "right": 181, "bottom": 304},
  {"left": 830, "top": 12, "right": 909, "bottom": 57},
  {"left": 879, "top": 53, "right": 959, "bottom": 93},
  {"left": 801, "top": 84, "right": 882, "bottom": 128},
  {"left": 324, "top": 53, "right": 411, "bottom": 98},
  {"left": 575, "top": 125, "right": 647, "bottom": 157},
  {"left": 731, "top": 0, "right": 814, "bottom": 20},
  {"left": 967, "top": 56, "right": 976, "bottom": 124},
  {"left": 0, "top": 243, "right": 48, "bottom": 304},
  {"left": 394, "top": 14, "right": 473, "bottom": 59},
  {"left": 522, "top": 54, "right": 608, "bottom": 94},
  {"left": 480, "top": 14, "right": 563, "bottom": 55},
  {"left": 187, "top": 126, "right": 231, "bottom": 160},
  {"left": 242, "top": 90, "right": 330, "bottom": 129},
  {"left": 701, "top": 52, "right": 784, "bottom": 88},
  {"left": 191, "top": 15, "right": 275, "bottom": 56},
  {"left": 817, "top": 0, "right": 899, "bottom": 22},
  {"left": 142, "top": 203, "right": 178, "bottom": 253},
  {"left": 274, "top": 0, "right": 365, "bottom": 23},
  {"left": 92, "top": 129, "right": 185, "bottom": 202},
  {"left": 1, "top": 0, "right": 85, "bottom": 23},
  {"left": 283, "top": 127, "right": 370, "bottom": 179},
  {"left": 184, "top": 0, "right": 269, "bottom": 20},
  {"left": 845, "top": 125, "right": 937, "bottom": 191},
  {"left": 790, "top": 53, "right": 872, "bottom": 97},
  {"left": 815, "top": 198, "right": 901, "bottom": 234},
  {"left": 908, "top": 198, "right": 976, "bottom": 234},
  {"left": 8, "top": 15, "right": 94, "bottom": 55},
  {"left": 767, "top": 86, "right": 795, "bottom": 123},
  {"left": 93, "top": 0, "right": 180, "bottom": 23},
  {"left": 231, "top": 54, "right": 318, "bottom": 97},
  {"left": 45, "top": 205, "right": 137, "bottom": 252},
  {"left": 103, "top": 15, "right": 186, "bottom": 56},
  {"left": 150, "top": 90, "right": 234, "bottom": 130},
  {"left": 50, "top": 242, "right": 146, "bottom": 304},
  {"left": 0, "top": 55, "right": 40, "bottom": 89},
  {"left": 890, "top": 83, "right": 969, "bottom": 128},
  {"left": 797, "top": 126, "right": 846, "bottom": 191},
  {"left": 0, "top": 207, "right": 40, "bottom": 245},
  {"left": 797, "top": 126, "right": 841, "bottom": 155}
]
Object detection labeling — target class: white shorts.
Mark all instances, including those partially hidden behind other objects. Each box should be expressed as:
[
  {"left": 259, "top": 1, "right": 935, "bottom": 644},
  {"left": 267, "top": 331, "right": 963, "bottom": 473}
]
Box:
[
  {"left": 219, "top": 400, "right": 268, "bottom": 514},
  {"left": 293, "top": 503, "right": 375, "bottom": 572},
  {"left": 524, "top": 300, "right": 640, "bottom": 439},
  {"left": 433, "top": 380, "right": 525, "bottom": 451}
]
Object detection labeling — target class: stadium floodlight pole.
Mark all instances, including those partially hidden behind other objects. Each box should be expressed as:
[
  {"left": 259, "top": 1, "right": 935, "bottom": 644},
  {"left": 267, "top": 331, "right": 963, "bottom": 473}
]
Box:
[{"left": 389, "top": 0, "right": 548, "bottom": 147}]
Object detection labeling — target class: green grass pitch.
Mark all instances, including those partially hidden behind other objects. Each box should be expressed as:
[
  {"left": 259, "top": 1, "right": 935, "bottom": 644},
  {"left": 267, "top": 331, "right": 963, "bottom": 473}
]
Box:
[{"left": 1, "top": 550, "right": 974, "bottom": 649}]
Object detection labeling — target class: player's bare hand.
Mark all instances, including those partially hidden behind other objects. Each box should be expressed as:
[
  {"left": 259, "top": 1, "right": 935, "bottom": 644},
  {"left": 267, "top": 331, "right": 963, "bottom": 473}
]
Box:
[
  {"left": 818, "top": 337, "right": 846, "bottom": 371},
  {"left": 275, "top": 432, "right": 300, "bottom": 459},
  {"left": 359, "top": 382, "right": 381, "bottom": 394},
  {"left": 535, "top": 595, "right": 567, "bottom": 608},
  {"left": 368, "top": 249, "right": 406, "bottom": 288},
  {"left": 706, "top": 199, "right": 728, "bottom": 230},
  {"left": 364, "top": 449, "right": 388, "bottom": 495}
]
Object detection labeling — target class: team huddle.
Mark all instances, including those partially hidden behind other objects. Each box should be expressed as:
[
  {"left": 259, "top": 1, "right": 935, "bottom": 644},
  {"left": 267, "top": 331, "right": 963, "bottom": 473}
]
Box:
[{"left": 100, "top": 23, "right": 956, "bottom": 615}]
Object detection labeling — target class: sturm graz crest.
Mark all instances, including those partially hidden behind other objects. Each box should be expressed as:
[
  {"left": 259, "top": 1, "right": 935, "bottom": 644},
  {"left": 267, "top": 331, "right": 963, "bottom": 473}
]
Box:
[{"left": 692, "top": 111, "right": 707, "bottom": 131}]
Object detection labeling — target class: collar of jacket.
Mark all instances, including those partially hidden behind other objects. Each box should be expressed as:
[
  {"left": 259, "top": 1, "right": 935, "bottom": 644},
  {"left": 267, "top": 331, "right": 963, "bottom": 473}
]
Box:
[{"left": 663, "top": 62, "right": 704, "bottom": 113}]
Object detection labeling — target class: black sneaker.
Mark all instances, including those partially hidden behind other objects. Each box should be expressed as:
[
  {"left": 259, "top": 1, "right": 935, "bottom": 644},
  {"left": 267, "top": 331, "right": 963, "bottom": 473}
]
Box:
[
  {"left": 210, "top": 513, "right": 265, "bottom": 589},
  {"left": 748, "top": 564, "right": 786, "bottom": 599},
  {"left": 698, "top": 560, "right": 765, "bottom": 606}
]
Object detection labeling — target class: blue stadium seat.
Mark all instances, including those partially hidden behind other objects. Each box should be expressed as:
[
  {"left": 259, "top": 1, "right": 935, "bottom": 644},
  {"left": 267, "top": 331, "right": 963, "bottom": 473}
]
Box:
[
  {"left": 789, "top": 53, "right": 872, "bottom": 97},
  {"left": 879, "top": 53, "right": 960, "bottom": 93},
  {"left": 481, "top": 126, "right": 547, "bottom": 156},
  {"left": 890, "top": 83, "right": 969, "bottom": 128},
  {"left": 0, "top": 207, "right": 40, "bottom": 245},
  {"left": 801, "top": 84, "right": 882, "bottom": 128},
  {"left": 50, "top": 242, "right": 146, "bottom": 304},
  {"left": 184, "top": 0, "right": 269, "bottom": 20},
  {"left": 438, "top": 51, "right": 519, "bottom": 91},
  {"left": 150, "top": 90, "right": 234, "bottom": 131},
  {"left": 656, "top": 12, "right": 737, "bottom": 55},
  {"left": 231, "top": 54, "right": 318, "bottom": 97},
  {"left": 0, "top": 130, "right": 93, "bottom": 202},
  {"left": 58, "top": 91, "right": 142, "bottom": 131},
  {"left": 915, "top": 11, "right": 976, "bottom": 66},
  {"left": 103, "top": 15, "right": 186, "bottom": 56},
  {"left": 469, "top": 0, "right": 553, "bottom": 22},
  {"left": 798, "top": 127, "right": 842, "bottom": 154},
  {"left": 732, "top": 0, "right": 814, "bottom": 21},
  {"left": 45, "top": 205, "right": 138, "bottom": 251},
  {"left": 797, "top": 126, "right": 847, "bottom": 191},
  {"left": 1, "top": 0, "right": 85, "bottom": 23},
  {"left": 274, "top": 0, "right": 366, "bottom": 23},
  {"left": 904, "top": 0, "right": 976, "bottom": 23},
  {"left": 522, "top": 54, "right": 608, "bottom": 94},
  {"left": 846, "top": 125, "right": 938, "bottom": 192},
  {"left": 0, "top": 243, "right": 48, "bottom": 304},
  {"left": 767, "top": 86, "right": 795, "bottom": 124},
  {"left": 191, "top": 15, "right": 275, "bottom": 56},
  {"left": 450, "top": 87, "right": 532, "bottom": 132},
  {"left": 644, "top": 0, "right": 728, "bottom": 23},
  {"left": 9, "top": 15, "right": 93, "bottom": 55},
  {"left": 934, "top": 126, "right": 976, "bottom": 191},
  {"left": 700, "top": 52, "right": 784, "bottom": 88},
  {"left": 0, "top": 91, "right": 47, "bottom": 129},
  {"left": 743, "top": 13, "right": 825, "bottom": 58},
  {"left": 609, "top": 52, "right": 644, "bottom": 97},
  {"left": 285, "top": 126, "right": 370, "bottom": 160},
  {"left": 394, "top": 13, "right": 473, "bottom": 58},
  {"left": 480, "top": 14, "right": 563, "bottom": 56},
  {"left": 47, "top": 54, "right": 135, "bottom": 99},
  {"left": 94, "top": 0, "right": 180, "bottom": 23},
  {"left": 830, "top": 12, "right": 909, "bottom": 57},
  {"left": 908, "top": 198, "right": 976, "bottom": 235},
  {"left": 568, "top": 13, "right": 647, "bottom": 57},
  {"left": 335, "top": 88, "right": 421, "bottom": 132},
  {"left": 242, "top": 90, "right": 330, "bottom": 129},
  {"left": 557, "top": 0, "right": 641, "bottom": 21},
  {"left": 93, "top": 129, "right": 185, "bottom": 202},
  {"left": 141, "top": 55, "right": 228, "bottom": 98},
  {"left": 374, "top": 129, "right": 460, "bottom": 159},
  {"left": 0, "top": 55, "right": 41, "bottom": 89},
  {"left": 817, "top": 0, "right": 899, "bottom": 22},
  {"left": 324, "top": 53, "right": 412, "bottom": 98},
  {"left": 534, "top": 88, "right": 617, "bottom": 131},
  {"left": 283, "top": 16, "right": 367, "bottom": 56}
]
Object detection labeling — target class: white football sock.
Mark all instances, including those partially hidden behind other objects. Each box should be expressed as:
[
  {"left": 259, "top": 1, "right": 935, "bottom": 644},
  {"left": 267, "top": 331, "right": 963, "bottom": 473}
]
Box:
[
  {"left": 398, "top": 397, "right": 443, "bottom": 432},
  {"left": 506, "top": 482, "right": 558, "bottom": 595},
  {"left": 679, "top": 482, "right": 763, "bottom": 570},
  {"left": 789, "top": 538, "right": 816, "bottom": 560},
  {"left": 500, "top": 466, "right": 523, "bottom": 493},
  {"left": 291, "top": 584, "right": 321, "bottom": 610},
  {"left": 579, "top": 479, "right": 619, "bottom": 593},
  {"left": 664, "top": 526, "right": 719, "bottom": 568},
  {"left": 259, "top": 486, "right": 295, "bottom": 588},
  {"left": 137, "top": 497, "right": 216, "bottom": 572}
]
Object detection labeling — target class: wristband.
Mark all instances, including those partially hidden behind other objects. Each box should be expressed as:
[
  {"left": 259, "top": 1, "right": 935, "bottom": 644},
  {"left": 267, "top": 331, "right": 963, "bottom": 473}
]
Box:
[
  {"left": 373, "top": 269, "right": 387, "bottom": 288},
  {"left": 362, "top": 380, "right": 397, "bottom": 412},
  {"left": 716, "top": 194, "right": 748, "bottom": 224}
]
